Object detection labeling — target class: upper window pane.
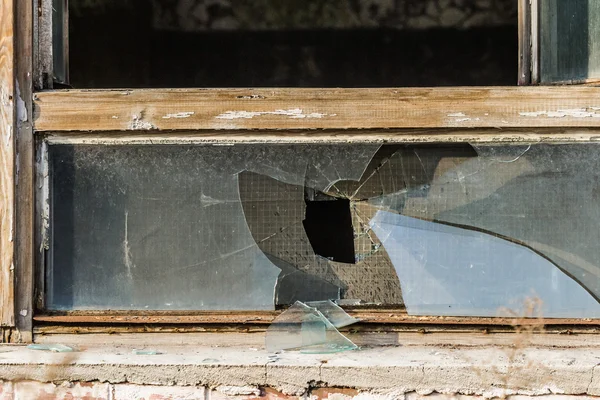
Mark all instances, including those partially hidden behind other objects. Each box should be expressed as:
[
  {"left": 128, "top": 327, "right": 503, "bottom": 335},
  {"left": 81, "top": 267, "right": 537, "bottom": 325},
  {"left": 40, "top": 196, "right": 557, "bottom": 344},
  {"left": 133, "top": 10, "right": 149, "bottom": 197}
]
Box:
[
  {"left": 67, "top": 0, "right": 518, "bottom": 88},
  {"left": 540, "top": 0, "right": 600, "bottom": 83},
  {"left": 47, "top": 141, "right": 600, "bottom": 318}
]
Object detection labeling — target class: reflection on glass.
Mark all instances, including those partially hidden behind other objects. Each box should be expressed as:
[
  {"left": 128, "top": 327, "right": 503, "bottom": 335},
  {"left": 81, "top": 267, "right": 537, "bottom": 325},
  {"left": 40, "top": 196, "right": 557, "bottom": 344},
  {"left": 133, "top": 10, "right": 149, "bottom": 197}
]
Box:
[
  {"left": 540, "top": 0, "right": 600, "bottom": 82},
  {"left": 48, "top": 143, "right": 600, "bottom": 317},
  {"left": 370, "top": 211, "right": 600, "bottom": 317}
]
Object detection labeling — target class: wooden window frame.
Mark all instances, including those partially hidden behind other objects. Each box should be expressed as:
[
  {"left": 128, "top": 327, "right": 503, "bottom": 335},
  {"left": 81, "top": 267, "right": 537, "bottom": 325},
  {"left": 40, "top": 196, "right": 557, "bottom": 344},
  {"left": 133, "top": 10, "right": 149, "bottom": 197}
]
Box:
[{"left": 4, "top": 0, "right": 600, "bottom": 343}]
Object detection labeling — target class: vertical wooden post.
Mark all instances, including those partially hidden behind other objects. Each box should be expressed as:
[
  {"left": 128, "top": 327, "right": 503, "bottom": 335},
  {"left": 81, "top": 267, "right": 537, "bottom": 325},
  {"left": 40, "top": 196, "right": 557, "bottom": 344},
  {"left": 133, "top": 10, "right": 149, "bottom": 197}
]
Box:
[
  {"left": 518, "top": 0, "right": 532, "bottom": 85},
  {"left": 530, "top": 0, "right": 540, "bottom": 84},
  {"left": 15, "top": 0, "right": 35, "bottom": 343},
  {"left": 0, "top": 0, "right": 34, "bottom": 342},
  {"left": 0, "top": 0, "right": 16, "bottom": 335}
]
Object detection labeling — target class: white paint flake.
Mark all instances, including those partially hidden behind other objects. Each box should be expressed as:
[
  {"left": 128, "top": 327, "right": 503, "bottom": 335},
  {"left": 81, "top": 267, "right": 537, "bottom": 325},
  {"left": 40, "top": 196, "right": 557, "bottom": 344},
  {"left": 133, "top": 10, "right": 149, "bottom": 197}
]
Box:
[
  {"left": 15, "top": 81, "right": 27, "bottom": 123},
  {"left": 128, "top": 114, "right": 157, "bottom": 130},
  {"left": 162, "top": 111, "right": 195, "bottom": 119},
  {"left": 123, "top": 211, "right": 134, "bottom": 280},
  {"left": 216, "top": 108, "right": 328, "bottom": 120},
  {"left": 447, "top": 112, "right": 466, "bottom": 117},
  {"left": 520, "top": 108, "right": 600, "bottom": 118},
  {"left": 19, "top": 309, "right": 28, "bottom": 317}
]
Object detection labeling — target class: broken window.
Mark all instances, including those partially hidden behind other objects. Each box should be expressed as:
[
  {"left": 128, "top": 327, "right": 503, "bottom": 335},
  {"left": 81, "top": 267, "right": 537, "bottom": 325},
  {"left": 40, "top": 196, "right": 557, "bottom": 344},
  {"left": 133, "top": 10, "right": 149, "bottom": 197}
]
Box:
[{"left": 45, "top": 141, "right": 600, "bottom": 318}]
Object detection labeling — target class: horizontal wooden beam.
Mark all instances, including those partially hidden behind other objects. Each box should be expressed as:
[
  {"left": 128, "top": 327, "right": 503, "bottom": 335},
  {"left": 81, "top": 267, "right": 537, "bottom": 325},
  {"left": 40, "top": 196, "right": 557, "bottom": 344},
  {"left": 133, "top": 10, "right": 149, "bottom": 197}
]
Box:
[
  {"left": 43, "top": 128, "right": 600, "bottom": 145},
  {"left": 33, "top": 311, "right": 592, "bottom": 326},
  {"left": 33, "top": 87, "right": 600, "bottom": 132}
]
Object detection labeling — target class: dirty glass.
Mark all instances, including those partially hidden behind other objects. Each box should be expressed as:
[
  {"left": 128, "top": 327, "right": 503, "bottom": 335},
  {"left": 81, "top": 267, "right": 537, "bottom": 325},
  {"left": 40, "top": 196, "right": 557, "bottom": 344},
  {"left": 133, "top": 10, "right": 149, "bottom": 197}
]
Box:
[
  {"left": 48, "top": 142, "right": 600, "bottom": 318},
  {"left": 540, "top": 0, "right": 600, "bottom": 82}
]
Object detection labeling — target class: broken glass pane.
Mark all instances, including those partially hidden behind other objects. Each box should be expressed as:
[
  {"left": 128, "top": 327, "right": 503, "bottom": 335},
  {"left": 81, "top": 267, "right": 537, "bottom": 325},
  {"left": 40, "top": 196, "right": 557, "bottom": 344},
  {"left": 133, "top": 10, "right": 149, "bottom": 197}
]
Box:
[
  {"left": 47, "top": 142, "right": 600, "bottom": 318},
  {"left": 265, "top": 301, "right": 358, "bottom": 353},
  {"left": 48, "top": 144, "right": 378, "bottom": 310}
]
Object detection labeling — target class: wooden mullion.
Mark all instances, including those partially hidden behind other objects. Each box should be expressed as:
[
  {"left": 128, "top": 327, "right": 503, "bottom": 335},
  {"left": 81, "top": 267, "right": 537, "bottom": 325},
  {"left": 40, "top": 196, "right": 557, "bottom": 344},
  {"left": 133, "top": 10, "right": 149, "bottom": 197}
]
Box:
[
  {"left": 0, "top": 0, "right": 16, "bottom": 333},
  {"left": 530, "top": 0, "right": 540, "bottom": 84},
  {"left": 14, "top": 0, "right": 35, "bottom": 343},
  {"left": 518, "top": 0, "right": 531, "bottom": 85}
]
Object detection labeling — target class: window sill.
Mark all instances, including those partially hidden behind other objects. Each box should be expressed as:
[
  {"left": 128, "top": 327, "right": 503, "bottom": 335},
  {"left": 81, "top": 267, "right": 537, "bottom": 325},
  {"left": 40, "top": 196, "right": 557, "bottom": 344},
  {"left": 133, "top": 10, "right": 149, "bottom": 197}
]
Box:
[{"left": 1, "top": 333, "right": 600, "bottom": 397}]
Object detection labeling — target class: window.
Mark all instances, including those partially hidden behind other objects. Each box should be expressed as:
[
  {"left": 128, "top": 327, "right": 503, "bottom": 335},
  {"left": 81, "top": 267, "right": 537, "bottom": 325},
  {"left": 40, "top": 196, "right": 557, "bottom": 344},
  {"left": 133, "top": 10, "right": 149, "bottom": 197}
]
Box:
[{"left": 3, "top": 0, "right": 600, "bottom": 343}]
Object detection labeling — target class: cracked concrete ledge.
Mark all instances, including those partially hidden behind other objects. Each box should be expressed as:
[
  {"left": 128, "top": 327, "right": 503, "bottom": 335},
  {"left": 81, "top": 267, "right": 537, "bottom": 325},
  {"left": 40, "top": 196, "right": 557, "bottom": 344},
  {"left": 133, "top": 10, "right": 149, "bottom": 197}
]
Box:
[{"left": 1, "top": 344, "right": 600, "bottom": 397}]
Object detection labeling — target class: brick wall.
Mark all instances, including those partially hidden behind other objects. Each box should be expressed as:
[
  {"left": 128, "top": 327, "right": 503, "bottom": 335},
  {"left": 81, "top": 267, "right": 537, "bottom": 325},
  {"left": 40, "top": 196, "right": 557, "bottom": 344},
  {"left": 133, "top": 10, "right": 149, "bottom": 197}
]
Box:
[{"left": 2, "top": 382, "right": 600, "bottom": 400}]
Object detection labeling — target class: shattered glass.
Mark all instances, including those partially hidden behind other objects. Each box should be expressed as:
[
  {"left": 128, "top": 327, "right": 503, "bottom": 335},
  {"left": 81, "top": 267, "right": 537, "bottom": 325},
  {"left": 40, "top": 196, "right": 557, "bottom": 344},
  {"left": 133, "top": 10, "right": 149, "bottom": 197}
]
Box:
[
  {"left": 265, "top": 301, "right": 358, "bottom": 353},
  {"left": 48, "top": 142, "right": 600, "bottom": 318},
  {"left": 27, "top": 344, "right": 75, "bottom": 352}
]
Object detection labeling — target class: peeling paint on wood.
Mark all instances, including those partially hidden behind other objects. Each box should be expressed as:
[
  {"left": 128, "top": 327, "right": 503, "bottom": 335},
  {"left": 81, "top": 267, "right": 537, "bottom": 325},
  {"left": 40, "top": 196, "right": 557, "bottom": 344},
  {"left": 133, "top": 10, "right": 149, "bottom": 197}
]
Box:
[
  {"left": 33, "top": 88, "right": 600, "bottom": 132},
  {"left": 215, "top": 108, "right": 328, "bottom": 120},
  {"left": 42, "top": 128, "right": 600, "bottom": 146},
  {"left": 162, "top": 111, "right": 195, "bottom": 119},
  {"left": 520, "top": 108, "right": 600, "bottom": 118},
  {"left": 128, "top": 114, "right": 157, "bottom": 130},
  {"left": 0, "top": 0, "right": 15, "bottom": 328}
]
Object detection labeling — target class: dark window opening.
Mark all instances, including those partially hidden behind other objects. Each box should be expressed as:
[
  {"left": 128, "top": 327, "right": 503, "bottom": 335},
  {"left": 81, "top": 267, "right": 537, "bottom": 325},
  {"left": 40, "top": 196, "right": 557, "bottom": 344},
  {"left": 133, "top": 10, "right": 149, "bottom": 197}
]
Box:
[
  {"left": 303, "top": 193, "right": 355, "bottom": 264},
  {"left": 67, "top": 0, "right": 519, "bottom": 88}
]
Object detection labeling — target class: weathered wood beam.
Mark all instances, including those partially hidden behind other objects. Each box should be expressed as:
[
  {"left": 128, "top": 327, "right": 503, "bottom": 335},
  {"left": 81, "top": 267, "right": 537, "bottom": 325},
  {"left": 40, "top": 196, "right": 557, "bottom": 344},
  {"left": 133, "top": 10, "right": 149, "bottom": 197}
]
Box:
[
  {"left": 33, "top": 87, "right": 600, "bottom": 132},
  {"left": 0, "top": 0, "right": 16, "bottom": 332}
]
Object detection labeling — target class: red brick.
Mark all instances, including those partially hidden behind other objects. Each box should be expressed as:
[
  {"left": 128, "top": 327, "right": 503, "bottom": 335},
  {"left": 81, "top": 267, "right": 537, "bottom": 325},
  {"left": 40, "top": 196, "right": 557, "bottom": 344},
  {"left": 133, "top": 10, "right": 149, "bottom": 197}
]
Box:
[
  {"left": 14, "top": 381, "right": 109, "bottom": 400},
  {"left": 113, "top": 384, "right": 206, "bottom": 400}
]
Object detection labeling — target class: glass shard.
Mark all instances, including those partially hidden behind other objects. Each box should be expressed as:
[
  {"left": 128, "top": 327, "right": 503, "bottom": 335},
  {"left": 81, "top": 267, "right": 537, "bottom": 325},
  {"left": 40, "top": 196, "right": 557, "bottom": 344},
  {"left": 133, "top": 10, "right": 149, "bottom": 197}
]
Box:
[
  {"left": 27, "top": 344, "right": 75, "bottom": 353},
  {"left": 370, "top": 211, "right": 600, "bottom": 317},
  {"left": 305, "top": 300, "right": 360, "bottom": 328},
  {"left": 132, "top": 349, "right": 163, "bottom": 355},
  {"left": 266, "top": 301, "right": 358, "bottom": 354}
]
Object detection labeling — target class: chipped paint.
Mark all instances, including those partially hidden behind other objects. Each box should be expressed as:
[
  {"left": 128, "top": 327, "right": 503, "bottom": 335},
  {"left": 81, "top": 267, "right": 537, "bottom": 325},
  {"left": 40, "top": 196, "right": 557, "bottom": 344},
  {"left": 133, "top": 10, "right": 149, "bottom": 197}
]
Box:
[
  {"left": 123, "top": 211, "right": 134, "bottom": 280},
  {"left": 447, "top": 112, "right": 467, "bottom": 117},
  {"left": 15, "top": 81, "right": 27, "bottom": 123},
  {"left": 39, "top": 141, "right": 50, "bottom": 252},
  {"left": 128, "top": 114, "right": 157, "bottom": 130},
  {"left": 455, "top": 118, "right": 471, "bottom": 122},
  {"left": 216, "top": 108, "right": 328, "bottom": 120},
  {"left": 19, "top": 309, "right": 27, "bottom": 317},
  {"left": 162, "top": 111, "right": 195, "bottom": 119},
  {"left": 520, "top": 108, "right": 600, "bottom": 118},
  {"left": 111, "top": 115, "right": 119, "bottom": 119}
]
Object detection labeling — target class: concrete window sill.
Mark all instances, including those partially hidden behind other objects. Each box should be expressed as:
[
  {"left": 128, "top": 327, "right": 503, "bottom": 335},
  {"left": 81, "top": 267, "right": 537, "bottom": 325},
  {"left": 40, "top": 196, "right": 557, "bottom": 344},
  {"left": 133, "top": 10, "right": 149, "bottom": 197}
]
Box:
[{"left": 1, "top": 332, "right": 600, "bottom": 398}]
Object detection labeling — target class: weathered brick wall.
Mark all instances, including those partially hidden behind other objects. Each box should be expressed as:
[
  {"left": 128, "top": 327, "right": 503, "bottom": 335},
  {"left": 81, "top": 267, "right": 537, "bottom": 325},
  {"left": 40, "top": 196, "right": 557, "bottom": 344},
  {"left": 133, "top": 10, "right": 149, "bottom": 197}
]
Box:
[{"left": 2, "top": 382, "right": 600, "bottom": 400}]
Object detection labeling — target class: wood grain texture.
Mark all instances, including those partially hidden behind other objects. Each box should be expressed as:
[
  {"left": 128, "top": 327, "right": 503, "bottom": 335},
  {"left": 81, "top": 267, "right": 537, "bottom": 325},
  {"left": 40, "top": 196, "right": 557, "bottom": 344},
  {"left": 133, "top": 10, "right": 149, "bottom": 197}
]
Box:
[
  {"left": 44, "top": 128, "right": 600, "bottom": 145},
  {"left": 0, "top": 0, "right": 16, "bottom": 327},
  {"left": 518, "top": 0, "right": 531, "bottom": 85},
  {"left": 32, "top": 311, "right": 600, "bottom": 326},
  {"left": 33, "top": 87, "right": 600, "bottom": 132},
  {"left": 530, "top": 0, "right": 540, "bottom": 83},
  {"left": 15, "top": 0, "right": 34, "bottom": 343}
]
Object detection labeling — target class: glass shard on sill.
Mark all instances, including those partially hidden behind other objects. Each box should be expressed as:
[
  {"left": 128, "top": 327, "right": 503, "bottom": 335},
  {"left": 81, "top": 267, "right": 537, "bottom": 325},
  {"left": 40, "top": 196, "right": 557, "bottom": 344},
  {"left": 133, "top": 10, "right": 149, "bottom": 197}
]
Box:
[
  {"left": 305, "top": 300, "right": 360, "bottom": 328},
  {"left": 266, "top": 301, "right": 358, "bottom": 354},
  {"left": 27, "top": 344, "right": 76, "bottom": 353},
  {"left": 132, "top": 349, "right": 163, "bottom": 355}
]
